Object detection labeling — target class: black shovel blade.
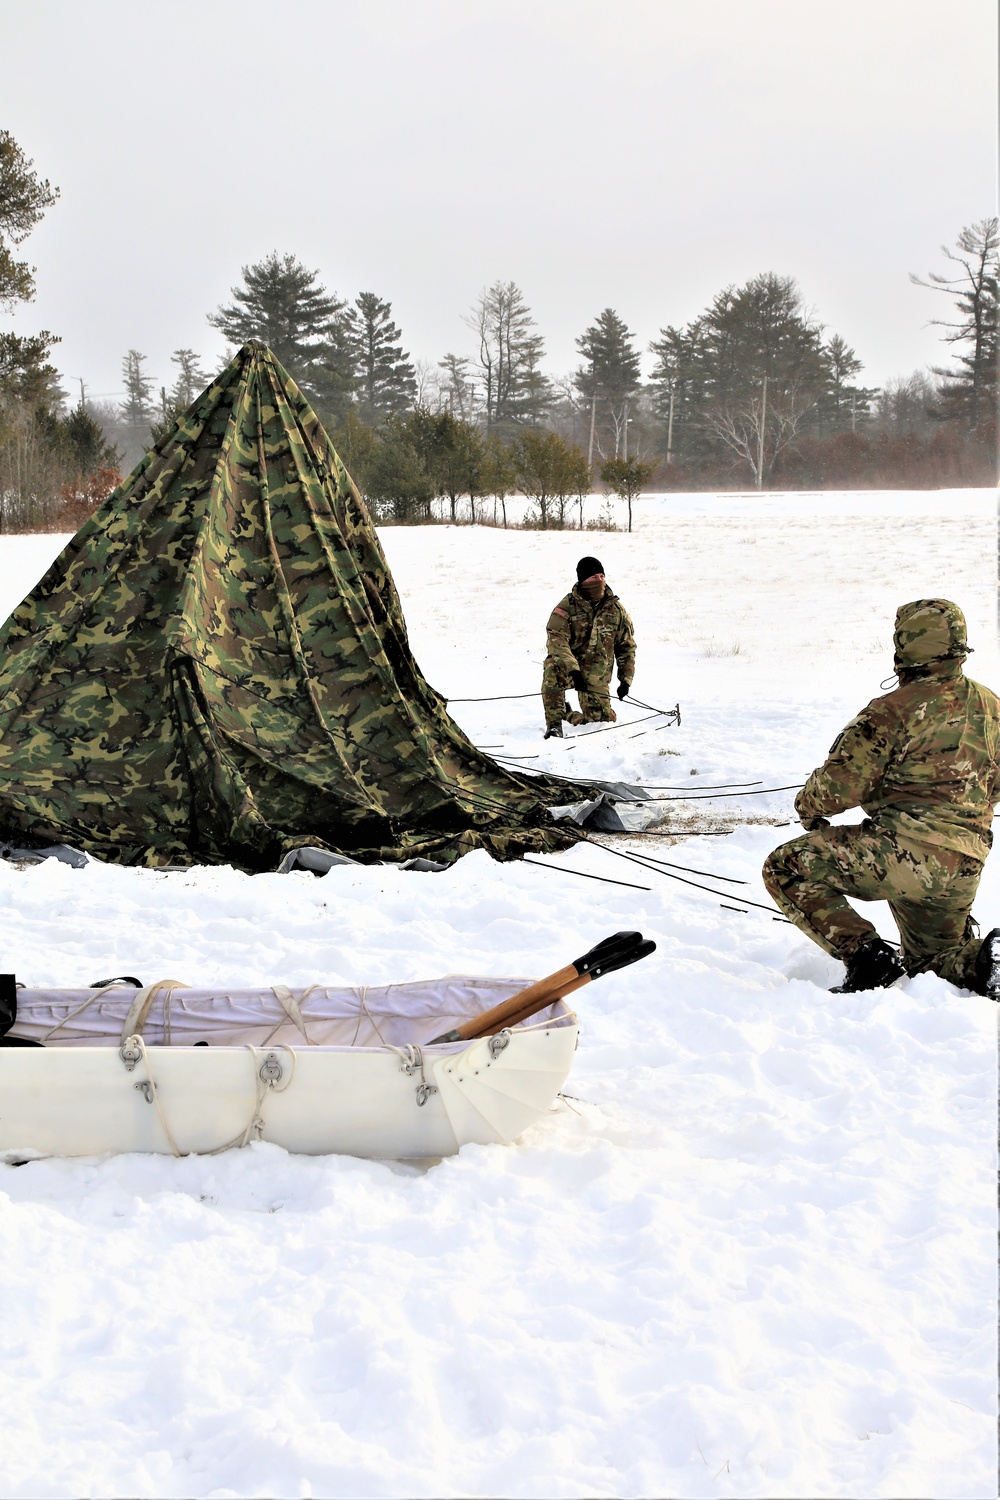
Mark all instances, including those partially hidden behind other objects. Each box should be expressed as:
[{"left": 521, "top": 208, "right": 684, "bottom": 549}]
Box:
[
  {"left": 587, "top": 937, "right": 656, "bottom": 981},
  {"left": 572, "top": 931, "right": 644, "bottom": 977}
]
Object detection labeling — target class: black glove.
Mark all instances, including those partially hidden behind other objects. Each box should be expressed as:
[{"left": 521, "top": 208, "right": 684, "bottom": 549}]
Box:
[
  {"left": 571, "top": 669, "right": 586, "bottom": 693},
  {"left": 617, "top": 680, "right": 630, "bottom": 701},
  {"left": 799, "top": 816, "right": 830, "bottom": 832}
]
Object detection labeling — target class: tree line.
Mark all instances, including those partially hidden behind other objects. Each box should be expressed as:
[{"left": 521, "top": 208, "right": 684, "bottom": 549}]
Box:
[{"left": 1, "top": 124, "right": 996, "bottom": 532}]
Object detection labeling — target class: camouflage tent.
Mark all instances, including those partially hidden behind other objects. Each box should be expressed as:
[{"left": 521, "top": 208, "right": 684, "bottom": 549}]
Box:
[{"left": 0, "top": 343, "right": 584, "bottom": 871}]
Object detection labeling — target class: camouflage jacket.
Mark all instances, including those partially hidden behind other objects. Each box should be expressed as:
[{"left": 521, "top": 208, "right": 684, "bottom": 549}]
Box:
[
  {"left": 796, "top": 661, "right": 1000, "bottom": 861},
  {"left": 545, "top": 585, "right": 636, "bottom": 685}
]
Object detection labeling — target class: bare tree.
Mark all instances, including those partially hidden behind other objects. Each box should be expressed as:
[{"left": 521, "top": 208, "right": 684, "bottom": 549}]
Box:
[
  {"left": 706, "top": 382, "right": 813, "bottom": 488},
  {"left": 412, "top": 359, "right": 437, "bottom": 408},
  {"left": 873, "top": 371, "right": 938, "bottom": 436}
]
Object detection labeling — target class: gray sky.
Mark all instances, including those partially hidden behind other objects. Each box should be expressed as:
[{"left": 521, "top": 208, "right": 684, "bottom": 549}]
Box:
[{"left": 4, "top": 0, "right": 997, "bottom": 401}]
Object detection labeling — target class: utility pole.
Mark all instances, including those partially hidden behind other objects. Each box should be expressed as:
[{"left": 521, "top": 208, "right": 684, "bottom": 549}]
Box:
[
  {"left": 587, "top": 394, "right": 596, "bottom": 469},
  {"left": 666, "top": 389, "right": 675, "bottom": 464},
  {"left": 756, "top": 376, "right": 767, "bottom": 490}
]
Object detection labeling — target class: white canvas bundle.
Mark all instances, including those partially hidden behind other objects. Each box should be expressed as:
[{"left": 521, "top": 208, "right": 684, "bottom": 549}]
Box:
[{"left": 9, "top": 976, "right": 570, "bottom": 1050}]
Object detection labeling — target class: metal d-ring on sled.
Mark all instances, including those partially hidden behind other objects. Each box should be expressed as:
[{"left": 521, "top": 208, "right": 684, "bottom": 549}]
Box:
[{"left": 0, "top": 935, "right": 655, "bottom": 1161}]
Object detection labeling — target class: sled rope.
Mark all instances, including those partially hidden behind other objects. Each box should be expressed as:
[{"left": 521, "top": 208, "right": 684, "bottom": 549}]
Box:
[
  {"left": 120, "top": 980, "right": 190, "bottom": 1048},
  {"left": 124, "top": 1034, "right": 185, "bottom": 1158},
  {"left": 349, "top": 986, "right": 390, "bottom": 1046},
  {"left": 209, "top": 1043, "right": 298, "bottom": 1154},
  {"left": 38, "top": 982, "right": 132, "bottom": 1043},
  {"left": 264, "top": 985, "right": 318, "bottom": 1045}
]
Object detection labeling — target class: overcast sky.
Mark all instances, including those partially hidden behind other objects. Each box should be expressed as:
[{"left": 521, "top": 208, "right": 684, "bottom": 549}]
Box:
[{"left": 4, "top": 0, "right": 997, "bottom": 402}]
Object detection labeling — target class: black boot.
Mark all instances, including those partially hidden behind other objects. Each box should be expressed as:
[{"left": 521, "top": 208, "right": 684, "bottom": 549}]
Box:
[
  {"left": 830, "top": 937, "right": 906, "bottom": 994},
  {"left": 973, "top": 928, "right": 1000, "bottom": 1000},
  {"left": 543, "top": 724, "right": 563, "bottom": 739}
]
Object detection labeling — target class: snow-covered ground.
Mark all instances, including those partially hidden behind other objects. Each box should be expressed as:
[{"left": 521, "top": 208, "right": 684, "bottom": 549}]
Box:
[{"left": 0, "top": 489, "right": 996, "bottom": 1499}]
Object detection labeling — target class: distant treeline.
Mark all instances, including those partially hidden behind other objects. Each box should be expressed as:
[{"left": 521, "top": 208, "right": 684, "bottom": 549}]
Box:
[{"left": 1, "top": 123, "right": 996, "bottom": 533}]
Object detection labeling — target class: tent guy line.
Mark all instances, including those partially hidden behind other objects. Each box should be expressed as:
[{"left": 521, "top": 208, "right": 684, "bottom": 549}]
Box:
[
  {"left": 521, "top": 857, "right": 652, "bottom": 892},
  {"left": 586, "top": 840, "right": 785, "bottom": 917}
]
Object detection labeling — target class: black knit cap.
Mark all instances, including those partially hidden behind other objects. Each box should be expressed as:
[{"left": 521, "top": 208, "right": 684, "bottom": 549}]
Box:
[{"left": 576, "top": 556, "right": 605, "bottom": 581}]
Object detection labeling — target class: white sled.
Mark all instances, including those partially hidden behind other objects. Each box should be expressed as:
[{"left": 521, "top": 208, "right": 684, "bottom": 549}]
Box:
[{"left": 0, "top": 977, "right": 578, "bottom": 1160}]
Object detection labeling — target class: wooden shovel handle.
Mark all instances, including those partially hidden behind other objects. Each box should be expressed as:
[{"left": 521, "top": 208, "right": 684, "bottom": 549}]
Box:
[
  {"left": 465, "top": 970, "right": 591, "bottom": 1038},
  {"left": 449, "top": 962, "right": 579, "bottom": 1042}
]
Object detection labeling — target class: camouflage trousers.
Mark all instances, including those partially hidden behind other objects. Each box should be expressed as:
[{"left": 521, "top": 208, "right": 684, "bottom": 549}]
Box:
[
  {"left": 541, "top": 656, "right": 616, "bottom": 729},
  {"left": 762, "top": 821, "right": 985, "bottom": 987}
]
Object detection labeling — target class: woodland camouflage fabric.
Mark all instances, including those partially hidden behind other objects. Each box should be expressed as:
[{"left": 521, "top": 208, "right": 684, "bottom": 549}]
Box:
[
  {"left": 0, "top": 343, "right": 585, "bottom": 870},
  {"left": 542, "top": 585, "right": 635, "bottom": 727},
  {"left": 762, "top": 822, "right": 985, "bottom": 984}
]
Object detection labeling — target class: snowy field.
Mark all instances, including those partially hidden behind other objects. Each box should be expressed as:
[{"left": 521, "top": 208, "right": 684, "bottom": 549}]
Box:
[{"left": 0, "top": 488, "right": 997, "bottom": 1499}]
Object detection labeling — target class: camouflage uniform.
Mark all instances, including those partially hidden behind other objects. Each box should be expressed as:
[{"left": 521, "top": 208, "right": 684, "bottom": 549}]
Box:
[
  {"left": 763, "top": 600, "right": 1000, "bottom": 986},
  {"left": 542, "top": 585, "right": 636, "bottom": 730}
]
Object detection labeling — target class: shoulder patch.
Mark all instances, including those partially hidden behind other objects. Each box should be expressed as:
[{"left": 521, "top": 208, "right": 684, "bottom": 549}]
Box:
[{"left": 552, "top": 607, "right": 568, "bottom": 618}]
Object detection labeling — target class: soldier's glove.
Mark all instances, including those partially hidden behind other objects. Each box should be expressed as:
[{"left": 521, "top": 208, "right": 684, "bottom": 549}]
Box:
[
  {"left": 800, "top": 816, "right": 830, "bottom": 832},
  {"left": 570, "top": 669, "right": 587, "bottom": 693},
  {"left": 617, "top": 680, "right": 631, "bottom": 701}
]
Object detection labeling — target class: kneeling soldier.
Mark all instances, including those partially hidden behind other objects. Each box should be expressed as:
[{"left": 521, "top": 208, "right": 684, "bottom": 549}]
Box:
[
  {"left": 763, "top": 599, "right": 1000, "bottom": 996},
  {"left": 541, "top": 556, "right": 636, "bottom": 738}
]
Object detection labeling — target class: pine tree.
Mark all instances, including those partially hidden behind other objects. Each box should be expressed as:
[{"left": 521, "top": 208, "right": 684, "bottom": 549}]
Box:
[
  {"left": 911, "top": 219, "right": 999, "bottom": 429},
  {"left": 363, "top": 417, "right": 434, "bottom": 523},
  {"left": 0, "top": 129, "right": 59, "bottom": 311},
  {"left": 62, "top": 400, "right": 119, "bottom": 474},
  {"left": 648, "top": 322, "right": 706, "bottom": 463},
  {"left": 117, "top": 350, "right": 156, "bottom": 465},
  {"left": 575, "top": 308, "right": 641, "bottom": 399},
  {"left": 169, "top": 348, "right": 208, "bottom": 408},
  {"left": 649, "top": 274, "right": 871, "bottom": 476},
  {"left": 0, "top": 130, "right": 60, "bottom": 413},
  {"left": 466, "top": 281, "right": 550, "bottom": 430},
  {"left": 119, "top": 350, "right": 154, "bottom": 427},
  {"left": 575, "top": 310, "right": 642, "bottom": 458},
  {"left": 344, "top": 293, "right": 416, "bottom": 422},
  {"left": 817, "top": 334, "right": 876, "bottom": 433},
  {"left": 438, "top": 353, "right": 476, "bottom": 419},
  {"left": 208, "top": 252, "right": 349, "bottom": 404}
]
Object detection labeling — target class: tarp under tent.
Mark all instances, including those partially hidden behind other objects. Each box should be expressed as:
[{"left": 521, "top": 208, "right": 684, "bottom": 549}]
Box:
[{"left": 0, "top": 342, "right": 590, "bottom": 872}]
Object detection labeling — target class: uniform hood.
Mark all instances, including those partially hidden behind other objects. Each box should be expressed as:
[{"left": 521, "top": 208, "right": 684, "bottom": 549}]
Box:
[{"left": 893, "top": 598, "right": 970, "bottom": 670}]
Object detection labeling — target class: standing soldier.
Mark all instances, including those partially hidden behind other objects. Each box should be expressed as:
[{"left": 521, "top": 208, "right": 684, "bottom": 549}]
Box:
[
  {"left": 541, "top": 556, "right": 636, "bottom": 739},
  {"left": 762, "top": 599, "right": 1000, "bottom": 997}
]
